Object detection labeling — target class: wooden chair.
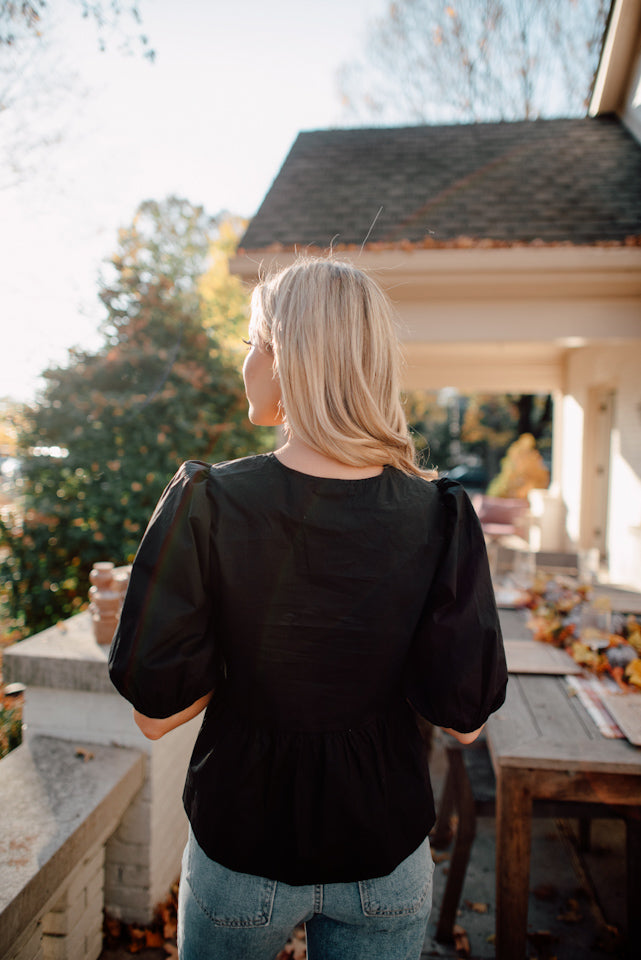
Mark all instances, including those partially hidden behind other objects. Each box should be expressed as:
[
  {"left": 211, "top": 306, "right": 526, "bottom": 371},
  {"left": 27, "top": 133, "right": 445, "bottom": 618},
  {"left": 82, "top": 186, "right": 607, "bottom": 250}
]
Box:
[
  {"left": 430, "top": 735, "right": 631, "bottom": 943},
  {"left": 471, "top": 495, "right": 530, "bottom": 542}
]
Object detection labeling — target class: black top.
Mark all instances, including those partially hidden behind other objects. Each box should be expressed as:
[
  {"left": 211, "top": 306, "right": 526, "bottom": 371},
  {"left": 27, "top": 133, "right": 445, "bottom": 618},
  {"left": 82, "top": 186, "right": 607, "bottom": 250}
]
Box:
[{"left": 109, "top": 454, "right": 507, "bottom": 884}]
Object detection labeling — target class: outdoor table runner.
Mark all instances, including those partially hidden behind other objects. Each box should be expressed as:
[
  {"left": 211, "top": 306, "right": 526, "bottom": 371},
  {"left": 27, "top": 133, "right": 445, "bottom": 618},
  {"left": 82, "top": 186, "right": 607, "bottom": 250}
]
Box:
[{"left": 565, "top": 674, "right": 626, "bottom": 739}]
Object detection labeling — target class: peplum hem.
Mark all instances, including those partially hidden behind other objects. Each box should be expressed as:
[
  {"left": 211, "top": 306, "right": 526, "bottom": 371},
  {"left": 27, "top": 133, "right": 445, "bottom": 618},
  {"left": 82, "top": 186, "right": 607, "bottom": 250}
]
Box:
[{"left": 183, "top": 698, "right": 435, "bottom": 885}]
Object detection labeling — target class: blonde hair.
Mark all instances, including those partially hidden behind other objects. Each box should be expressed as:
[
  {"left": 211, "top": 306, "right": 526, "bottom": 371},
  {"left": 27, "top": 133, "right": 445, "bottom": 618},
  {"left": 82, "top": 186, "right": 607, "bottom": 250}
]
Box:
[{"left": 250, "top": 258, "right": 428, "bottom": 476}]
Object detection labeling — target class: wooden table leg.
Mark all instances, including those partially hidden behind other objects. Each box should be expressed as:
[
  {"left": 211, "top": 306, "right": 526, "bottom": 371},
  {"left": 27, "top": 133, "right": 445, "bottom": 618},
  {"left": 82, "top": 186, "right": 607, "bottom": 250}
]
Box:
[
  {"left": 626, "top": 814, "right": 641, "bottom": 958},
  {"left": 495, "top": 766, "right": 533, "bottom": 960}
]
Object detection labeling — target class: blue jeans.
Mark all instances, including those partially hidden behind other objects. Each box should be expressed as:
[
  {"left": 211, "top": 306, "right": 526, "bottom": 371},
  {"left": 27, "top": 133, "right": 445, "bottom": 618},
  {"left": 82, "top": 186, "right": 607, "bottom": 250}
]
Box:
[{"left": 178, "top": 828, "right": 433, "bottom": 960}]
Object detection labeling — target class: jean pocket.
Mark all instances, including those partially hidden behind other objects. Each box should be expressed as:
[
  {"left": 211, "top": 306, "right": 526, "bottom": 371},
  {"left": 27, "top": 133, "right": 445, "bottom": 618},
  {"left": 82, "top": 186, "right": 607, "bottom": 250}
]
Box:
[
  {"left": 185, "top": 831, "right": 277, "bottom": 928},
  {"left": 358, "top": 838, "right": 433, "bottom": 918}
]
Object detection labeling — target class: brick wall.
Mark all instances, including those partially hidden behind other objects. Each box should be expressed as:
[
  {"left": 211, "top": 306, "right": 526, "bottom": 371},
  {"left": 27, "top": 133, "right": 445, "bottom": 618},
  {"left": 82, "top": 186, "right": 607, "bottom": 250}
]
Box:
[
  {"left": 21, "top": 681, "right": 200, "bottom": 926},
  {"left": 41, "top": 841, "right": 105, "bottom": 960}
]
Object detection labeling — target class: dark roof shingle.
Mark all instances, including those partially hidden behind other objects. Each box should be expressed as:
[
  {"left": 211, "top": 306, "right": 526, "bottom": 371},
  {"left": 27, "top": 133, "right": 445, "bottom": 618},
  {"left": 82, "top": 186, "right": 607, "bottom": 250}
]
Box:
[{"left": 240, "top": 116, "right": 641, "bottom": 249}]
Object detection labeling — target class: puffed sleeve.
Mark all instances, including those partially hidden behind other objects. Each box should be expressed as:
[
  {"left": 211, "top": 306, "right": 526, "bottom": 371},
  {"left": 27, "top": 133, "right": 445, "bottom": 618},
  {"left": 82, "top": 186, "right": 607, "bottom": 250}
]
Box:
[
  {"left": 108, "top": 461, "right": 218, "bottom": 718},
  {"left": 403, "top": 478, "right": 508, "bottom": 733}
]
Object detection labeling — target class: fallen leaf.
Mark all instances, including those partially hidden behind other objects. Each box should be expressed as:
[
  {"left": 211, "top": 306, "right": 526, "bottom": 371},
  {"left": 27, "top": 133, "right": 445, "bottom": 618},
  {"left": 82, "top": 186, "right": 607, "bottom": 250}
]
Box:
[
  {"left": 75, "top": 746, "right": 94, "bottom": 762},
  {"left": 128, "top": 927, "right": 146, "bottom": 953},
  {"left": 104, "top": 915, "right": 122, "bottom": 943},
  {"left": 594, "top": 924, "right": 624, "bottom": 955},
  {"left": 452, "top": 923, "right": 471, "bottom": 958},
  {"left": 486, "top": 933, "right": 496, "bottom": 944},
  {"left": 557, "top": 897, "right": 582, "bottom": 923},
  {"left": 533, "top": 883, "right": 558, "bottom": 901},
  {"left": 464, "top": 899, "right": 489, "bottom": 914},
  {"left": 276, "top": 926, "right": 307, "bottom": 960},
  {"left": 527, "top": 930, "right": 560, "bottom": 957},
  {"left": 432, "top": 851, "right": 450, "bottom": 864},
  {"left": 145, "top": 930, "right": 164, "bottom": 948}
]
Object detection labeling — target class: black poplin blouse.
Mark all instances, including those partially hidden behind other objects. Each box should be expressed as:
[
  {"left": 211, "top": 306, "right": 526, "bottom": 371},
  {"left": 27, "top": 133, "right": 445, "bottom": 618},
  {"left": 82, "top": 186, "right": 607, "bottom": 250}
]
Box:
[{"left": 109, "top": 454, "right": 507, "bottom": 884}]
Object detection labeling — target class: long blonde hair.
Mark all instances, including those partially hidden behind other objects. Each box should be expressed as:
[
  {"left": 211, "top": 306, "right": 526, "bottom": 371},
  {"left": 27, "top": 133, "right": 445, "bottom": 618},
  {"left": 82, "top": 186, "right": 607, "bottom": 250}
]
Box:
[{"left": 250, "top": 258, "right": 428, "bottom": 476}]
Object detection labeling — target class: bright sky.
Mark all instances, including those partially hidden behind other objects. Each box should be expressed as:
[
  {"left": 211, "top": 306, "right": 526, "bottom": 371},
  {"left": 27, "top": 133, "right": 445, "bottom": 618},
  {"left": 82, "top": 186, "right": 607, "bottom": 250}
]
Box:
[{"left": 0, "top": 0, "right": 386, "bottom": 404}]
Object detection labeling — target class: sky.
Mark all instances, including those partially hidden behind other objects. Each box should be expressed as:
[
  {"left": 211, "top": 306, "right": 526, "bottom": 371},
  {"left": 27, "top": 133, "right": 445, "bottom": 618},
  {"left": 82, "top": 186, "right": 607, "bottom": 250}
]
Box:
[{"left": 0, "top": 0, "right": 386, "bottom": 405}]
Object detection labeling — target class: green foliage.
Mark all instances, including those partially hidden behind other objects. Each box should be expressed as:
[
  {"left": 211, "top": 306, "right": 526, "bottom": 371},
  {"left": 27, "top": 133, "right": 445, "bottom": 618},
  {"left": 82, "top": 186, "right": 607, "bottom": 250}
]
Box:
[
  {"left": 0, "top": 700, "right": 22, "bottom": 759},
  {"left": 404, "top": 390, "right": 452, "bottom": 472},
  {"left": 0, "top": 197, "right": 271, "bottom": 640},
  {"left": 461, "top": 392, "right": 552, "bottom": 484},
  {"left": 401, "top": 390, "right": 553, "bottom": 487}
]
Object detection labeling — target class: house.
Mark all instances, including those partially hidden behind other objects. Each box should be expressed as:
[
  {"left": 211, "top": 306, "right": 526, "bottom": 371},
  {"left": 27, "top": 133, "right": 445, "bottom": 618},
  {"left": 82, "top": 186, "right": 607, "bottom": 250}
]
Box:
[{"left": 231, "top": 0, "right": 641, "bottom": 590}]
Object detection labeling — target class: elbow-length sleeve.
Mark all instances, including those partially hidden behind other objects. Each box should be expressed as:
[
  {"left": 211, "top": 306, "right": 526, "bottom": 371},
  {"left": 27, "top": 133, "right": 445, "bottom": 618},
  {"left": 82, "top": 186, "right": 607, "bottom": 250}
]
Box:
[
  {"left": 108, "top": 460, "right": 217, "bottom": 718},
  {"left": 404, "top": 478, "right": 508, "bottom": 733}
]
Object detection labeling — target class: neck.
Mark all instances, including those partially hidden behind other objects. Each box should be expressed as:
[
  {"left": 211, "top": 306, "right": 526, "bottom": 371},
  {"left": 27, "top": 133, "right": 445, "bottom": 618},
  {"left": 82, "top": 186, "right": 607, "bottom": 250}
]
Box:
[{"left": 274, "top": 434, "right": 384, "bottom": 479}]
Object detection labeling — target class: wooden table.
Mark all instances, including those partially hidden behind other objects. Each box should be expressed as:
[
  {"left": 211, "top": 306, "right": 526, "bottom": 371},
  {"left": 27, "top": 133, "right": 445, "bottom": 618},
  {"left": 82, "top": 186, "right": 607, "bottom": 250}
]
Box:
[{"left": 487, "top": 609, "right": 641, "bottom": 960}]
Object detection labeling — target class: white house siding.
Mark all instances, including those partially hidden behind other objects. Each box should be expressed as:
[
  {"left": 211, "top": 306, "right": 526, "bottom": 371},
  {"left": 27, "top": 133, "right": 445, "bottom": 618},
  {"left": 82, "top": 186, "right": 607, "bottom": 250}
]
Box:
[{"left": 563, "top": 341, "right": 641, "bottom": 589}]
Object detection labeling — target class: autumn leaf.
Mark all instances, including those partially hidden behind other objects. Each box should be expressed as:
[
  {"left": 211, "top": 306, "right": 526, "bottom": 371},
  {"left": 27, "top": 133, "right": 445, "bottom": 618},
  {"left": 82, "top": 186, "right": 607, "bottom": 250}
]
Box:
[
  {"left": 276, "top": 925, "right": 307, "bottom": 960},
  {"left": 464, "top": 899, "right": 489, "bottom": 913},
  {"left": 103, "top": 914, "right": 122, "bottom": 946},
  {"left": 527, "top": 930, "right": 560, "bottom": 957},
  {"left": 533, "top": 883, "right": 558, "bottom": 901},
  {"left": 145, "top": 930, "right": 164, "bottom": 948},
  {"left": 432, "top": 851, "right": 450, "bottom": 864},
  {"left": 452, "top": 924, "right": 470, "bottom": 958},
  {"left": 556, "top": 898, "right": 582, "bottom": 923},
  {"left": 128, "top": 927, "right": 147, "bottom": 953},
  {"left": 75, "top": 746, "right": 94, "bottom": 762}
]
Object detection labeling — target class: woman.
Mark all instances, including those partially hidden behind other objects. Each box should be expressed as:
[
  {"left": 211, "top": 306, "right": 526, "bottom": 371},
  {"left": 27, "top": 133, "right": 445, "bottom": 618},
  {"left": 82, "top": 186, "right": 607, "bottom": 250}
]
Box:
[{"left": 109, "top": 258, "right": 507, "bottom": 960}]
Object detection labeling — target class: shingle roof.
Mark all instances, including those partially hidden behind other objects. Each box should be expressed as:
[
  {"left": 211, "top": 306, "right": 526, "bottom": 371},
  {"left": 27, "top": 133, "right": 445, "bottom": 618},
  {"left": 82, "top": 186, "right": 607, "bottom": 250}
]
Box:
[{"left": 239, "top": 115, "right": 641, "bottom": 250}]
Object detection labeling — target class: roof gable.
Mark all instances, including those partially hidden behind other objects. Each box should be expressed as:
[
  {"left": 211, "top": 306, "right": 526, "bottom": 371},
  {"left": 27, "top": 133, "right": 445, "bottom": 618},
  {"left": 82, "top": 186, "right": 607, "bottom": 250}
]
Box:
[{"left": 240, "top": 116, "right": 641, "bottom": 250}]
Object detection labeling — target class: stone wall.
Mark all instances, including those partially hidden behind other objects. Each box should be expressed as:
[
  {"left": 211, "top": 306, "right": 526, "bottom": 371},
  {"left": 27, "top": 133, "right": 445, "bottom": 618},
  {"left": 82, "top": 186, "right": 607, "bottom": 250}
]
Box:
[{"left": 3, "top": 611, "right": 201, "bottom": 926}]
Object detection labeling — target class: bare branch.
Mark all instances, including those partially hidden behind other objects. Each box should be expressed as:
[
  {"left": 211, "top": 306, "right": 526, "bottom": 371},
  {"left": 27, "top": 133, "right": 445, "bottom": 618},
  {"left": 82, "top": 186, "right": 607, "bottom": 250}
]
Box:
[{"left": 338, "top": 0, "right": 608, "bottom": 125}]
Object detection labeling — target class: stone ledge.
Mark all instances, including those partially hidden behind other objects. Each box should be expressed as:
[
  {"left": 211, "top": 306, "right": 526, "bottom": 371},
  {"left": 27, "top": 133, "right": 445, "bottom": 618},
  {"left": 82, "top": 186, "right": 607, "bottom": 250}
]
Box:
[
  {"left": 0, "top": 735, "right": 145, "bottom": 958},
  {"left": 2, "top": 612, "right": 114, "bottom": 693}
]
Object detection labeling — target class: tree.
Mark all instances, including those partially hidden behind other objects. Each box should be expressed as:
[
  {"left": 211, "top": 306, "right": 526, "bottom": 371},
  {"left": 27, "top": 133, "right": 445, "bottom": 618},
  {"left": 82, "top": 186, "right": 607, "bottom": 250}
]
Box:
[
  {"left": 0, "top": 0, "right": 153, "bottom": 56},
  {"left": 404, "top": 390, "right": 455, "bottom": 472},
  {"left": 339, "top": 0, "right": 609, "bottom": 124},
  {"left": 487, "top": 433, "right": 549, "bottom": 498},
  {"left": 0, "top": 197, "right": 269, "bottom": 640},
  {"left": 0, "top": 0, "right": 153, "bottom": 186},
  {"left": 461, "top": 392, "right": 551, "bottom": 482}
]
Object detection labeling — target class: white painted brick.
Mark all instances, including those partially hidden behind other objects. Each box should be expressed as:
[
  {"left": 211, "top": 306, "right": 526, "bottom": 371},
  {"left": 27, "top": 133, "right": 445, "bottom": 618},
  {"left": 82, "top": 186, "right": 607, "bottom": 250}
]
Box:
[
  {"left": 113, "top": 811, "right": 151, "bottom": 845},
  {"left": 42, "top": 891, "right": 103, "bottom": 960},
  {"left": 85, "top": 929, "right": 104, "bottom": 960},
  {"left": 41, "top": 845, "right": 104, "bottom": 937},
  {"left": 122, "top": 862, "right": 151, "bottom": 888},
  {"left": 42, "top": 927, "right": 79, "bottom": 960},
  {"left": 63, "top": 845, "right": 104, "bottom": 905},
  {"left": 46, "top": 936, "right": 78, "bottom": 960},
  {"left": 40, "top": 912, "right": 68, "bottom": 938},
  {"left": 106, "top": 837, "right": 148, "bottom": 866},
  {"left": 85, "top": 868, "right": 104, "bottom": 912},
  {"left": 105, "top": 886, "right": 153, "bottom": 924}
]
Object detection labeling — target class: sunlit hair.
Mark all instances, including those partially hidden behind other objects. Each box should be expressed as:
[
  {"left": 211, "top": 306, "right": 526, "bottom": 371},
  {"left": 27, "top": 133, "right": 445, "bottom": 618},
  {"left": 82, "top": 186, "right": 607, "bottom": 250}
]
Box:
[{"left": 249, "top": 257, "right": 430, "bottom": 477}]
